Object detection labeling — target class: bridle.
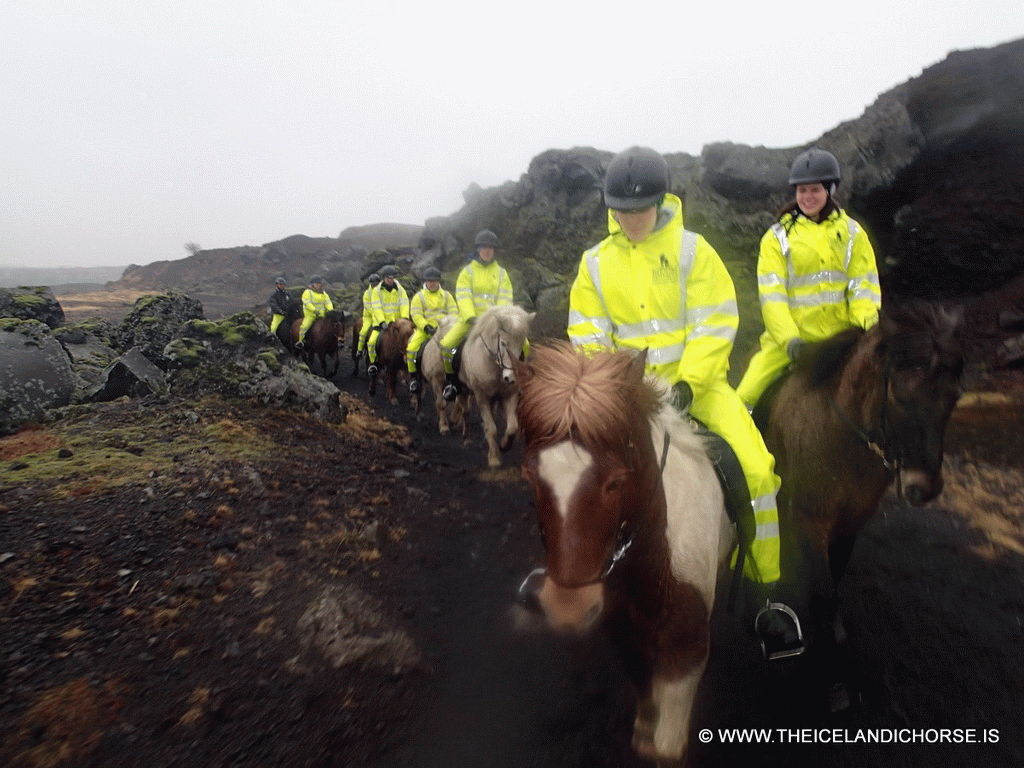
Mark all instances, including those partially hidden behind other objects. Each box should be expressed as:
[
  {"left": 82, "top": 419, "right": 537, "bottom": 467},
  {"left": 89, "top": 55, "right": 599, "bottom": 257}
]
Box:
[
  {"left": 558, "top": 429, "right": 672, "bottom": 588},
  {"left": 827, "top": 358, "right": 905, "bottom": 496},
  {"left": 479, "top": 326, "right": 516, "bottom": 375}
]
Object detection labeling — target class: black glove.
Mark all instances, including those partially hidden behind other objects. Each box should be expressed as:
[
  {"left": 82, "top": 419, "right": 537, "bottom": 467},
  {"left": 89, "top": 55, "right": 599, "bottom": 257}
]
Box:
[
  {"left": 466, "top": 316, "right": 476, "bottom": 326},
  {"left": 786, "top": 338, "right": 807, "bottom": 363},
  {"left": 424, "top": 324, "right": 436, "bottom": 335},
  {"left": 671, "top": 381, "right": 693, "bottom": 412},
  {"left": 378, "top": 322, "right": 388, "bottom": 331}
]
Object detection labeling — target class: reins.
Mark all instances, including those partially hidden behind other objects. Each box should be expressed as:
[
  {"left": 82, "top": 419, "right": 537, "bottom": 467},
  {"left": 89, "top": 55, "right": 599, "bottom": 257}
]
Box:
[
  {"left": 826, "top": 359, "right": 905, "bottom": 498},
  {"left": 599, "top": 429, "right": 671, "bottom": 581}
]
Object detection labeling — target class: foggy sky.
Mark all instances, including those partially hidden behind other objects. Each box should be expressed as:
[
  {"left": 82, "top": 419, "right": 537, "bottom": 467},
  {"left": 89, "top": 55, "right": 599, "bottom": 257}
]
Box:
[{"left": 2, "top": 1, "right": 1022, "bottom": 268}]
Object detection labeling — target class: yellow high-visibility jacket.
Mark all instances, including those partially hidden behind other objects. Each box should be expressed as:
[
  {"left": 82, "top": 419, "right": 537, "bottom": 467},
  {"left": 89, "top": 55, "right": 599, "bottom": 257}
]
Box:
[
  {"left": 455, "top": 259, "right": 513, "bottom": 319},
  {"left": 567, "top": 194, "right": 738, "bottom": 400},
  {"left": 301, "top": 288, "right": 333, "bottom": 318},
  {"left": 758, "top": 209, "right": 880, "bottom": 347},
  {"left": 370, "top": 281, "right": 410, "bottom": 326},
  {"left": 410, "top": 286, "right": 457, "bottom": 330}
]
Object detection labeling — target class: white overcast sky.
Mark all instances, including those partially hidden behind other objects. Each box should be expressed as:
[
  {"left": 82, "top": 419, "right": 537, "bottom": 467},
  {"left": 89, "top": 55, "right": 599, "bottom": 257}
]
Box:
[{"left": 2, "top": 1, "right": 1022, "bottom": 268}]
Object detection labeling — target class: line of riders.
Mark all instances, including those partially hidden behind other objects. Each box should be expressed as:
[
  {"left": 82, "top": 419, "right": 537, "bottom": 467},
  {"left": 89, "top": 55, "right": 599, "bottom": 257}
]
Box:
[{"left": 267, "top": 146, "right": 881, "bottom": 662}]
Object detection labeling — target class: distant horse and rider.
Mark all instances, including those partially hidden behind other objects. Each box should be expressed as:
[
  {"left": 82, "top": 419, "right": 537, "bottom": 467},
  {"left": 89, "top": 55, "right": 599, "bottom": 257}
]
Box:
[
  {"left": 289, "top": 310, "right": 348, "bottom": 379},
  {"left": 420, "top": 304, "right": 534, "bottom": 467},
  {"left": 368, "top": 318, "right": 415, "bottom": 404}
]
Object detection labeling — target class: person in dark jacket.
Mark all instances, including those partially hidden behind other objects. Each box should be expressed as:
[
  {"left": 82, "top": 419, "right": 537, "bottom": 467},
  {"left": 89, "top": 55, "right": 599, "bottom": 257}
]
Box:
[{"left": 268, "top": 277, "right": 291, "bottom": 334}]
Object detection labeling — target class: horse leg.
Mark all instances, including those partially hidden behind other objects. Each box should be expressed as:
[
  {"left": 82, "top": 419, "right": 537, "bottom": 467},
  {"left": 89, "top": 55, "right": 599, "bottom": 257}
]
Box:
[
  {"left": 368, "top": 365, "right": 377, "bottom": 396},
  {"left": 805, "top": 542, "right": 854, "bottom": 713},
  {"left": 478, "top": 394, "right": 501, "bottom": 467},
  {"left": 499, "top": 391, "right": 519, "bottom": 452},
  {"left": 387, "top": 366, "right": 399, "bottom": 406}
]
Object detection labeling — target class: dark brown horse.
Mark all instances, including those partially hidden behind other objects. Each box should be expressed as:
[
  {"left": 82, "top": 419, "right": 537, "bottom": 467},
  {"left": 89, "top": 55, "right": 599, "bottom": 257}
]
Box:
[
  {"left": 369, "top": 318, "right": 414, "bottom": 404},
  {"left": 514, "top": 343, "right": 732, "bottom": 766},
  {"left": 752, "top": 299, "right": 964, "bottom": 710},
  {"left": 290, "top": 310, "right": 348, "bottom": 378}
]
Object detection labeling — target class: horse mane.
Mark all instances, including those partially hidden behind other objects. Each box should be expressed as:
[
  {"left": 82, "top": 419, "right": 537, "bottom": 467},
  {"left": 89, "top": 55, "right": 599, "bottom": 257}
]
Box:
[
  {"left": 469, "top": 304, "right": 529, "bottom": 342},
  {"left": 518, "top": 342, "right": 662, "bottom": 453},
  {"left": 794, "top": 327, "right": 866, "bottom": 389}
]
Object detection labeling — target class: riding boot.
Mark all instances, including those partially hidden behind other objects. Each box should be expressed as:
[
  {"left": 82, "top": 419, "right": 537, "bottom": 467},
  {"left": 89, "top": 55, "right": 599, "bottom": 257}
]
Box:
[
  {"left": 754, "top": 600, "right": 805, "bottom": 660},
  {"left": 442, "top": 372, "right": 459, "bottom": 402}
]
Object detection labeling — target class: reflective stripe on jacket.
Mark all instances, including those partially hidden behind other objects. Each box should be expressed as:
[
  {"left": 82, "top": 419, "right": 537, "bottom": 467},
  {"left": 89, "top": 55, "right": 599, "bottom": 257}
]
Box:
[
  {"left": 455, "top": 259, "right": 514, "bottom": 319},
  {"left": 758, "top": 209, "right": 880, "bottom": 346},
  {"left": 567, "top": 193, "right": 738, "bottom": 400},
  {"left": 370, "top": 282, "right": 410, "bottom": 325},
  {"left": 410, "top": 287, "right": 457, "bottom": 330},
  {"left": 301, "top": 289, "right": 333, "bottom": 317}
]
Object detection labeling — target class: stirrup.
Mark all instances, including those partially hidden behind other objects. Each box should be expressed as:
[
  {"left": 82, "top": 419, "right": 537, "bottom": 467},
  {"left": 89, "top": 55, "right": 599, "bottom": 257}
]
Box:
[
  {"left": 409, "top": 377, "right": 420, "bottom": 393},
  {"left": 442, "top": 383, "right": 458, "bottom": 402},
  {"left": 294, "top": 340, "right": 305, "bottom": 350},
  {"left": 755, "top": 600, "right": 805, "bottom": 660},
  {"left": 367, "top": 364, "right": 378, "bottom": 376}
]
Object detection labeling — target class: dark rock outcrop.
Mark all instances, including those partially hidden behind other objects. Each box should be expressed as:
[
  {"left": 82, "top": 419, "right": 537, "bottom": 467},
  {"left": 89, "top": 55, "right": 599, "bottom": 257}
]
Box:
[
  {"left": 0, "top": 287, "right": 66, "bottom": 329},
  {"left": 115, "top": 292, "right": 205, "bottom": 368},
  {"left": 0, "top": 321, "right": 75, "bottom": 436}
]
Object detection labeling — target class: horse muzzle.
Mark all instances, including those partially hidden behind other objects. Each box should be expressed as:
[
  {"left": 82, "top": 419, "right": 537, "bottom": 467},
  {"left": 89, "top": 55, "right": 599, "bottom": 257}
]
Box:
[
  {"left": 501, "top": 366, "right": 515, "bottom": 385},
  {"left": 899, "top": 467, "right": 943, "bottom": 506},
  {"left": 516, "top": 567, "right": 604, "bottom": 634}
]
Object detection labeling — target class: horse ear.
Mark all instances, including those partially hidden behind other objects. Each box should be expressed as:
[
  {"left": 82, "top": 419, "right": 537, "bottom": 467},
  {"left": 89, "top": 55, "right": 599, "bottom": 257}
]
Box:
[{"left": 627, "top": 348, "right": 649, "bottom": 383}]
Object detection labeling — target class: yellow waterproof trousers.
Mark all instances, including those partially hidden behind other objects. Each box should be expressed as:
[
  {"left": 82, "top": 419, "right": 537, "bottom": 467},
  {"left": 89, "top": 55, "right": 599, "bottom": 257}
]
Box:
[
  {"left": 736, "top": 336, "right": 791, "bottom": 409},
  {"left": 689, "top": 377, "right": 782, "bottom": 583}
]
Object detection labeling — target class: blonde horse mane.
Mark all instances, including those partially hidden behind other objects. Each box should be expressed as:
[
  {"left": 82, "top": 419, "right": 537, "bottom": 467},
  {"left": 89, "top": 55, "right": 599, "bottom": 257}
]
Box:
[
  {"left": 518, "top": 341, "right": 663, "bottom": 453},
  {"left": 467, "top": 304, "right": 531, "bottom": 343}
]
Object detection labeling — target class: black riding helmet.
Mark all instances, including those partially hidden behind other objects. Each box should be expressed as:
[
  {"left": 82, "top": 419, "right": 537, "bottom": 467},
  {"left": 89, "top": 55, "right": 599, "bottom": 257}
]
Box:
[
  {"left": 788, "top": 148, "right": 841, "bottom": 194},
  {"left": 423, "top": 266, "right": 442, "bottom": 281},
  {"left": 367, "top": 272, "right": 380, "bottom": 285},
  {"left": 474, "top": 230, "right": 499, "bottom": 248},
  {"left": 603, "top": 147, "right": 670, "bottom": 211},
  {"left": 379, "top": 265, "right": 399, "bottom": 278},
  {"left": 274, "top": 276, "right": 286, "bottom": 286}
]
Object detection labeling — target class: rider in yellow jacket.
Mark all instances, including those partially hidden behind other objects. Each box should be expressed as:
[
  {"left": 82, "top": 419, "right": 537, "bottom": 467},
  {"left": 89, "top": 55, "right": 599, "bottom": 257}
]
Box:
[
  {"left": 355, "top": 272, "right": 381, "bottom": 364},
  {"left": 295, "top": 276, "right": 332, "bottom": 349},
  {"left": 407, "top": 266, "right": 458, "bottom": 394},
  {"left": 366, "top": 265, "right": 410, "bottom": 377},
  {"left": 569, "top": 146, "right": 801, "bottom": 659},
  {"left": 737, "top": 148, "right": 881, "bottom": 408},
  {"left": 439, "top": 229, "right": 515, "bottom": 401}
]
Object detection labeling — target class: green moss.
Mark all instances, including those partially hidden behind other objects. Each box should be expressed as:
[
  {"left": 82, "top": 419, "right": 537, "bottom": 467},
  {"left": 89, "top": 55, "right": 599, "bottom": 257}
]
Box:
[
  {"left": 0, "top": 397, "right": 285, "bottom": 499},
  {"left": 12, "top": 293, "right": 50, "bottom": 308},
  {"left": 256, "top": 350, "right": 283, "bottom": 374},
  {"left": 163, "top": 337, "right": 209, "bottom": 368}
]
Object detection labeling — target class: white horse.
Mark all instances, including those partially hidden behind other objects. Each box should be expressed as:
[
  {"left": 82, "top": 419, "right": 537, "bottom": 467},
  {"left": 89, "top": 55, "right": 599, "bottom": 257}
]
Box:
[{"left": 421, "top": 305, "right": 534, "bottom": 467}]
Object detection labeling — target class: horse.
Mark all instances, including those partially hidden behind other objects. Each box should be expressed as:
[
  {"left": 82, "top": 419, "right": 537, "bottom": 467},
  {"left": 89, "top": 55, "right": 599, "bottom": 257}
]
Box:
[
  {"left": 290, "top": 310, "right": 348, "bottom": 378},
  {"left": 368, "top": 317, "right": 415, "bottom": 404},
  {"left": 513, "top": 342, "right": 732, "bottom": 766},
  {"left": 421, "top": 305, "right": 534, "bottom": 467},
  {"left": 752, "top": 299, "right": 964, "bottom": 711}
]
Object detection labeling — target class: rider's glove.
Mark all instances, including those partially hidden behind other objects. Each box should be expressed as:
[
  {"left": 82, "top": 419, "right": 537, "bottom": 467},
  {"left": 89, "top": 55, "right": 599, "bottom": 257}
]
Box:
[
  {"left": 466, "top": 316, "right": 476, "bottom": 326},
  {"left": 671, "top": 381, "right": 693, "bottom": 413},
  {"left": 786, "top": 338, "right": 807, "bottom": 363},
  {"left": 424, "top": 324, "right": 436, "bottom": 335},
  {"left": 378, "top": 322, "right": 388, "bottom": 331}
]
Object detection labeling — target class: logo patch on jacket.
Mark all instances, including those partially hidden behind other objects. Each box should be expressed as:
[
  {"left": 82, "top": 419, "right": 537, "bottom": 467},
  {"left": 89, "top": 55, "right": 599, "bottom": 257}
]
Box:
[{"left": 653, "top": 253, "right": 676, "bottom": 285}]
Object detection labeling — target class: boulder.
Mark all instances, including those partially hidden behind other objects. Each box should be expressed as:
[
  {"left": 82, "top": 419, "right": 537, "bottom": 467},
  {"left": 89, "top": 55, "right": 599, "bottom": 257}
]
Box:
[
  {"left": 87, "top": 347, "right": 169, "bottom": 402},
  {"left": 116, "top": 292, "right": 205, "bottom": 368},
  {"left": 0, "top": 286, "right": 66, "bottom": 329},
  {"left": 0, "top": 320, "right": 75, "bottom": 436},
  {"left": 165, "top": 312, "right": 345, "bottom": 424},
  {"left": 56, "top": 322, "right": 121, "bottom": 404}
]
